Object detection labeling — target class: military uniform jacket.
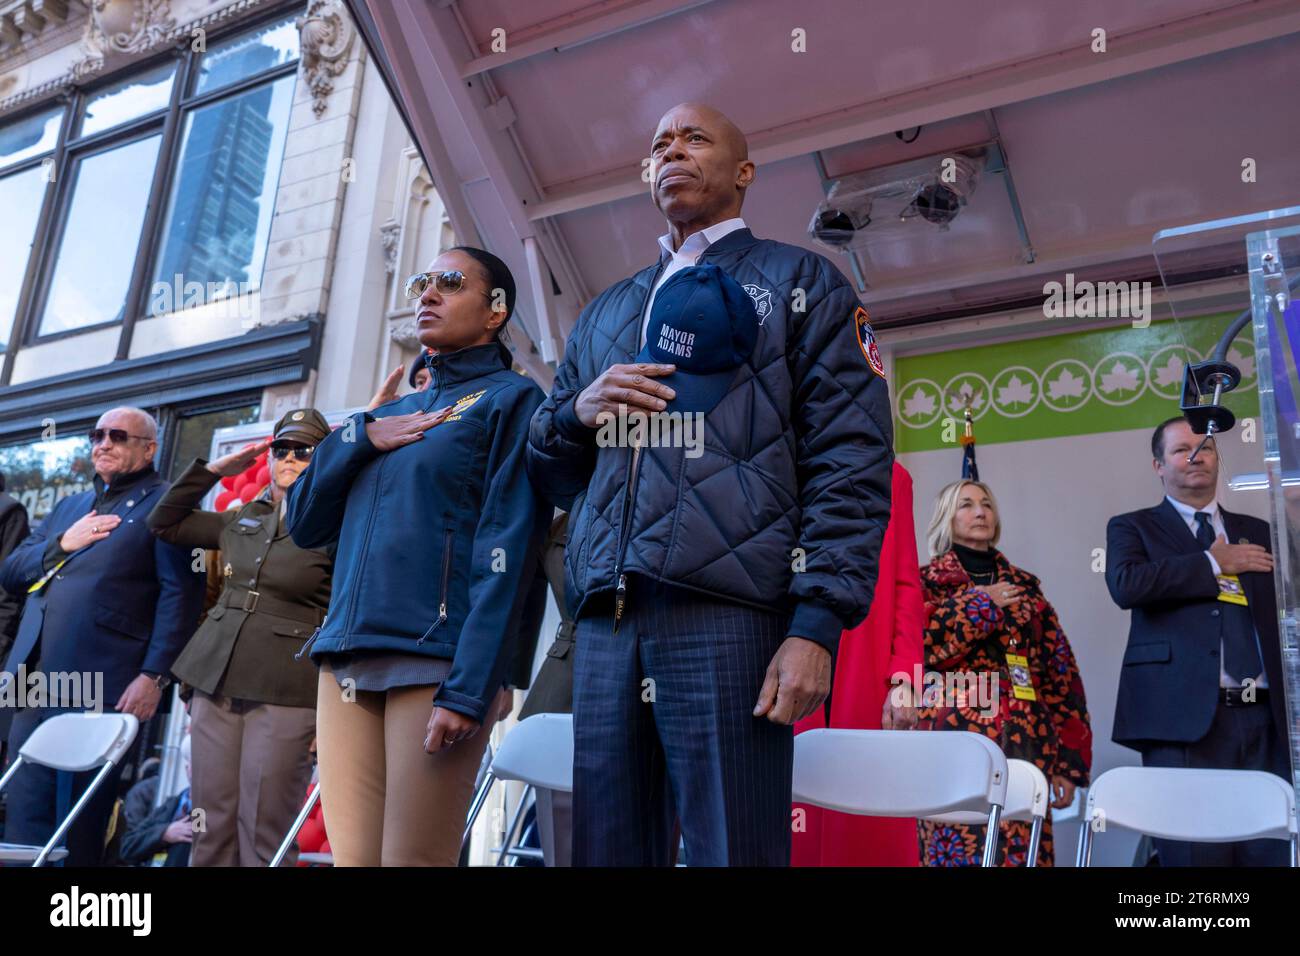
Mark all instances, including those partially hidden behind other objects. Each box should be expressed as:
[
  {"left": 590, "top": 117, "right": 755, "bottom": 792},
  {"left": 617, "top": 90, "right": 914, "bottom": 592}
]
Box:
[{"left": 147, "top": 459, "right": 331, "bottom": 708}]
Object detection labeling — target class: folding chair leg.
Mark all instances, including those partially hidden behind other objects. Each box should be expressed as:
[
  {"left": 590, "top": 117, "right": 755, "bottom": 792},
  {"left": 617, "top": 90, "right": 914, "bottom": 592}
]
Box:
[
  {"left": 461, "top": 771, "right": 496, "bottom": 852},
  {"left": 1025, "top": 815, "right": 1044, "bottom": 867},
  {"left": 270, "top": 782, "right": 321, "bottom": 868},
  {"left": 980, "top": 805, "right": 1002, "bottom": 868},
  {"left": 1075, "top": 820, "right": 1094, "bottom": 867},
  {"left": 0, "top": 754, "right": 24, "bottom": 793},
  {"left": 33, "top": 760, "right": 117, "bottom": 867},
  {"left": 495, "top": 784, "right": 533, "bottom": 867},
  {"left": 1290, "top": 834, "right": 1298, "bottom": 868}
]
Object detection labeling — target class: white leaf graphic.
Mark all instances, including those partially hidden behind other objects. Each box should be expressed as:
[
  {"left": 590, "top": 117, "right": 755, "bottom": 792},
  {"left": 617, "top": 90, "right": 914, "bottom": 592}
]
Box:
[
  {"left": 1151, "top": 354, "right": 1184, "bottom": 389},
  {"left": 1098, "top": 360, "right": 1139, "bottom": 394},
  {"left": 1047, "top": 367, "right": 1086, "bottom": 400},
  {"left": 946, "top": 381, "right": 985, "bottom": 413},
  {"left": 996, "top": 374, "right": 1034, "bottom": 408},
  {"left": 902, "top": 386, "right": 936, "bottom": 420}
]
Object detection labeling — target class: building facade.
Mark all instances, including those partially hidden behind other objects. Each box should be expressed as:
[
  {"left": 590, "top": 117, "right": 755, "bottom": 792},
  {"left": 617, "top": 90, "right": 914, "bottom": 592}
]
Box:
[{"left": 0, "top": 0, "right": 448, "bottom": 517}]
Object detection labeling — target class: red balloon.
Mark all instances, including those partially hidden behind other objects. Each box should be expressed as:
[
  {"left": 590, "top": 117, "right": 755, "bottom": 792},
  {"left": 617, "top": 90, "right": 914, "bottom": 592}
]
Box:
[
  {"left": 235, "top": 480, "right": 257, "bottom": 502},
  {"left": 215, "top": 491, "right": 234, "bottom": 511},
  {"left": 220, "top": 474, "right": 238, "bottom": 491},
  {"left": 255, "top": 465, "right": 270, "bottom": 486}
]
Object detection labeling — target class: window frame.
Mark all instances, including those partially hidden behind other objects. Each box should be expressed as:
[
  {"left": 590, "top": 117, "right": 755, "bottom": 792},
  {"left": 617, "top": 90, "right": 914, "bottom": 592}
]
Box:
[
  {"left": 0, "top": 1, "right": 304, "bottom": 383},
  {"left": 158, "top": 391, "right": 263, "bottom": 479}
]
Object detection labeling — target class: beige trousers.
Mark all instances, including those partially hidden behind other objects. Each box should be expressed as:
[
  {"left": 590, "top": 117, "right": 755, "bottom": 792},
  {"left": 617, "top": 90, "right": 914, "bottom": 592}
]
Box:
[
  {"left": 315, "top": 667, "right": 495, "bottom": 866},
  {"left": 188, "top": 691, "right": 316, "bottom": 867}
]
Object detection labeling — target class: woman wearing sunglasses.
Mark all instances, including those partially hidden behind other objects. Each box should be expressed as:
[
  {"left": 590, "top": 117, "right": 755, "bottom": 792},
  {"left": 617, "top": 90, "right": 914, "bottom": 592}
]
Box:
[
  {"left": 286, "top": 247, "right": 550, "bottom": 867},
  {"left": 146, "top": 408, "right": 333, "bottom": 866}
]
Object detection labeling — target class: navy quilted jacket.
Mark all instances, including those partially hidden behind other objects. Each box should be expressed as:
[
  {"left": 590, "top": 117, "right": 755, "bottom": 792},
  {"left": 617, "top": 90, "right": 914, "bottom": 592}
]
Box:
[{"left": 525, "top": 228, "right": 894, "bottom": 655}]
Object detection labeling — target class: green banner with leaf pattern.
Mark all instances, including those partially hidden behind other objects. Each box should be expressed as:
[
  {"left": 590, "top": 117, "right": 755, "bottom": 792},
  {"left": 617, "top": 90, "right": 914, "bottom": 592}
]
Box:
[{"left": 893, "top": 313, "right": 1258, "bottom": 452}]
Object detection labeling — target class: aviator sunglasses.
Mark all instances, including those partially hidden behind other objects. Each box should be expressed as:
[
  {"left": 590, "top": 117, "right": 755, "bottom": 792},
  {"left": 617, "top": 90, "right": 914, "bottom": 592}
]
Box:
[{"left": 404, "top": 270, "right": 499, "bottom": 308}]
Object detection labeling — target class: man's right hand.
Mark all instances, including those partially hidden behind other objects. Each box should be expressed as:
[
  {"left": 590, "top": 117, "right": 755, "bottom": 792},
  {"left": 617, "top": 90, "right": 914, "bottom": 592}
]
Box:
[
  {"left": 364, "top": 408, "right": 452, "bottom": 452},
  {"left": 58, "top": 510, "right": 121, "bottom": 553},
  {"left": 574, "top": 363, "right": 677, "bottom": 427},
  {"left": 1209, "top": 534, "right": 1273, "bottom": 575}
]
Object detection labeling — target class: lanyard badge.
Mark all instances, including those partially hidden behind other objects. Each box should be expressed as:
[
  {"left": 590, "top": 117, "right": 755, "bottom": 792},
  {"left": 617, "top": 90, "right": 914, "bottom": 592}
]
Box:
[
  {"left": 1215, "top": 574, "right": 1248, "bottom": 606},
  {"left": 1006, "top": 652, "right": 1037, "bottom": 701}
]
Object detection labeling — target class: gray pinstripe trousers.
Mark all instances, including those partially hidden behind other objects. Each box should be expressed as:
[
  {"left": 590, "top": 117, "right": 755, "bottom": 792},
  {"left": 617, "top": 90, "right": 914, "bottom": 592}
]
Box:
[{"left": 571, "top": 577, "right": 792, "bottom": 866}]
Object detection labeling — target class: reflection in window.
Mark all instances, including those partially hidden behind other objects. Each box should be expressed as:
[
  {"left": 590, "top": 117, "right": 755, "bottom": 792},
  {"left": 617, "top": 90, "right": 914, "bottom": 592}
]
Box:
[
  {"left": 168, "top": 404, "right": 260, "bottom": 481},
  {"left": 0, "top": 166, "right": 48, "bottom": 349},
  {"left": 150, "top": 76, "right": 293, "bottom": 314},
  {"left": 0, "top": 434, "right": 94, "bottom": 522},
  {"left": 0, "top": 107, "right": 60, "bottom": 170},
  {"left": 195, "top": 15, "right": 300, "bottom": 96},
  {"left": 38, "top": 134, "right": 162, "bottom": 335},
  {"left": 80, "top": 63, "right": 176, "bottom": 138}
]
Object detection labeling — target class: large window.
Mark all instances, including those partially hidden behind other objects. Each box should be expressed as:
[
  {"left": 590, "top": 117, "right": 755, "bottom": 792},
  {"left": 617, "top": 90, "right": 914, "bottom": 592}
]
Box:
[
  {"left": 0, "top": 6, "right": 300, "bottom": 370},
  {"left": 0, "top": 433, "right": 94, "bottom": 523}
]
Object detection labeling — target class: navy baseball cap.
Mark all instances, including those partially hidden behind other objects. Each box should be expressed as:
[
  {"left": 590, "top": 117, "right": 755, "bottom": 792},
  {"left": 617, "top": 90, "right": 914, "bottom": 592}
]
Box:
[{"left": 635, "top": 264, "right": 759, "bottom": 414}]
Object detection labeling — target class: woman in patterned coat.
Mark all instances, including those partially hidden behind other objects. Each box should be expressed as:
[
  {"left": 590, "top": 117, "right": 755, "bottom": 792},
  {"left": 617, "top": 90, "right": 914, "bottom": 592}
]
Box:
[{"left": 916, "top": 479, "right": 1092, "bottom": 866}]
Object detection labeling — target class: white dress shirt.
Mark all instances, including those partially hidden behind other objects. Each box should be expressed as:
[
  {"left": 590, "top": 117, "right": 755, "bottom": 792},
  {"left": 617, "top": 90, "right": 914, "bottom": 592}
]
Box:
[
  {"left": 640, "top": 217, "right": 747, "bottom": 348},
  {"left": 1164, "top": 494, "right": 1267, "bottom": 688}
]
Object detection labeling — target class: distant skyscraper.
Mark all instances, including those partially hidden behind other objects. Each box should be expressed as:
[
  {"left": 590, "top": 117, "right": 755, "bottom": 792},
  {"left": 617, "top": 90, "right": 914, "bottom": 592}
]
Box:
[{"left": 153, "top": 41, "right": 284, "bottom": 311}]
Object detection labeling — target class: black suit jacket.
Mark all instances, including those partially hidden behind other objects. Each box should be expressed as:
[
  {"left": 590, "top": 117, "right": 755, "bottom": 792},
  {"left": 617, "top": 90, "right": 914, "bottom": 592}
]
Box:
[
  {"left": 1106, "top": 498, "right": 1286, "bottom": 749},
  {"left": 0, "top": 492, "right": 30, "bottom": 662}
]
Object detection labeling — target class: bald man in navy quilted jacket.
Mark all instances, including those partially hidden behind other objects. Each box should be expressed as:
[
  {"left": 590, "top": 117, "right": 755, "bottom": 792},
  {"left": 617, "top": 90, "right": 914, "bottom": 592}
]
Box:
[{"left": 526, "top": 103, "right": 894, "bottom": 866}]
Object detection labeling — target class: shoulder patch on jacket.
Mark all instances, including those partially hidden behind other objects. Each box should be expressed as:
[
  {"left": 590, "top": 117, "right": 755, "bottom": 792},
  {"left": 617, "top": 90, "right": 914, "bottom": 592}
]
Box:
[{"left": 853, "top": 307, "right": 886, "bottom": 378}]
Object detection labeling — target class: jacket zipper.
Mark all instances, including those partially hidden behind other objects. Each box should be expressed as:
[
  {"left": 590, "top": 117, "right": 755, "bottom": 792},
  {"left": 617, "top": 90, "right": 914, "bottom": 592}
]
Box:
[
  {"left": 612, "top": 438, "right": 645, "bottom": 632},
  {"left": 610, "top": 257, "right": 667, "bottom": 633},
  {"left": 416, "top": 526, "right": 455, "bottom": 645}
]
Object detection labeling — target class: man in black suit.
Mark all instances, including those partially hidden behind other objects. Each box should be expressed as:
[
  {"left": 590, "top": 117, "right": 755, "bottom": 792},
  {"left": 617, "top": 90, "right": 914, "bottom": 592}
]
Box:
[
  {"left": 0, "top": 473, "right": 30, "bottom": 760},
  {"left": 0, "top": 407, "right": 204, "bottom": 865},
  {"left": 1107, "top": 415, "right": 1290, "bottom": 866}
]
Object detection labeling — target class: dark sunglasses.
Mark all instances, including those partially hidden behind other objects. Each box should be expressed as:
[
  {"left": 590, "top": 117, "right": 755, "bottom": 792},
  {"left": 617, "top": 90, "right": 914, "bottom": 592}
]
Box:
[
  {"left": 270, "top": 443, "right": 316, "bottom": 461},
  {"left": 88, "top": 428, "right": 152, "bottom": 446}
]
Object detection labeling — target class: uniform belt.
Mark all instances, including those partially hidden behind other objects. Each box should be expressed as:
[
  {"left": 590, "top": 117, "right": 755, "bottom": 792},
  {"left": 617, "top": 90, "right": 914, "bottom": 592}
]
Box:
[
  {"left": 1220, "top": 686, "right": 1268, "bottom": 707},
  {"left": 220, "top": 587, "right": 326, "bottom": 627}
]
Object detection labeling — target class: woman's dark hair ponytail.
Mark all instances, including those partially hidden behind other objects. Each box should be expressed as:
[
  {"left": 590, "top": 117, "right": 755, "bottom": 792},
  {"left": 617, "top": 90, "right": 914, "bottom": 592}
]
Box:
[{"left": 450, "top": 245, "right": 516, "bottom": 342}]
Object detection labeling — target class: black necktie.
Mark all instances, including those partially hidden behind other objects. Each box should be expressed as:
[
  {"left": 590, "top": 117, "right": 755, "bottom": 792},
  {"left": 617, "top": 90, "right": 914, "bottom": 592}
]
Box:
[
  {"left": 1197, "top": 511, "right": 1263, "bottom": 681},
  {"left": 1194, "top": 512, "right": 1216, "bottom": 549}
]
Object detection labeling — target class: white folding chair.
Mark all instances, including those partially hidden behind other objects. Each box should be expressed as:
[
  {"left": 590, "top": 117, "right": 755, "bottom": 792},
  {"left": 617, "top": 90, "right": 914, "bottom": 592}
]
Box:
[
  {"left": 924, "top": 758, "right": 1049, "bottom": 866},
  {"left": 1076, "top": 766, "right": 1299, "bottom": 867},
  {"left": 462, "top": 713, "right": 572, "bottom": 866},
  {"left": 0, "top": 712, "right": 139, "bottom": 866},
  {"left": 270, "top": 780, "right": 323, "bottom": 867},
  {"left": 793, "top": 729, "right": 1009, "bottom": 867}
]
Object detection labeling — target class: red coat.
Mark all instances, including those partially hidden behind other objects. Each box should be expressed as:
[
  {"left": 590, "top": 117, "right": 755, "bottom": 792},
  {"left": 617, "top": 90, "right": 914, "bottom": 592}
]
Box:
[{"left": 792, "top": 462, "right": 925, "bottom": 866}]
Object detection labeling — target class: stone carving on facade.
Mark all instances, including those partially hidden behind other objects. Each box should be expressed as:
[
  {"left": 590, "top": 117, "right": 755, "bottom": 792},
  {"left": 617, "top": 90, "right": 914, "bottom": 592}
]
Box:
[
  {"left": 1, "top": 0, "right": 281, "bottom": 115},
  {"left": 389, "top": 316, "right": 420, "bottom": 350},
  {"left": 379, "top": 218, "right": 400, "bottom": 275},
  {"left": 74, "top": 0, "right": 174, "bottom": 79},
  {"left": 296, "top": 0, "right": 353, "bottom": 118},
  {"left": 0, "top": 0, "right": 74, "bottom": 57}
]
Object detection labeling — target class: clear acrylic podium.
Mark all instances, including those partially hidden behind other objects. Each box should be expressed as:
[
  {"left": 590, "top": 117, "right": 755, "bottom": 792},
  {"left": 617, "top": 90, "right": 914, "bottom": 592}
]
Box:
[{"left": 1152, "top": 206, "right": 1300, "bottom": 808}]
